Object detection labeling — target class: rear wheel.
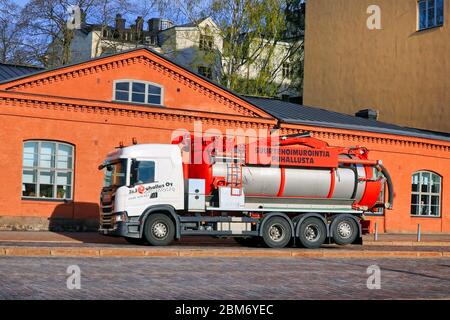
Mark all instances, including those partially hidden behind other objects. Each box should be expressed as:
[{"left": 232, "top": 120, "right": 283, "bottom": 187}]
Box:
[
  {"left": 261, "top": 217, "right": 292, "bottom": 248},
  {"left": 332, "top": 215, "right": 358, "bottom": 245},
  {"left": 297, "top": 217, "right": 327, "bottom": 249},
  {"left": 144, "top": 213, "right": 175, "bottom": 246}
]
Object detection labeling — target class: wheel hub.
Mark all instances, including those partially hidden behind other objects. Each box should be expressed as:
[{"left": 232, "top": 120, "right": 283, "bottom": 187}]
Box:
[
  {"left": 337, "top": 221, "right": 352, "bottom": 239},
  {"left": 268, "top": 224, "right": 285, "bottom": 242},
  {"left": 152, "top": 222, "right": 168, "bottom": 239},
  {"left": 305, "top": 224, "right": 320, "bottom": 242}
]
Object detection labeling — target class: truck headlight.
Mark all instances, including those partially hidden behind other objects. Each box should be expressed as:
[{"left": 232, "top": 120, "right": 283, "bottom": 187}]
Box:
[{"left": 115, "top": 212, "right": 128, "bottom": 222}]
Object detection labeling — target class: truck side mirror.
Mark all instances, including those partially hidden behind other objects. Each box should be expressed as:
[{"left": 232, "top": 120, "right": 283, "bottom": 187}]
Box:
[{"left": 130, "top": 159, "right": 140, "bottom": 186}]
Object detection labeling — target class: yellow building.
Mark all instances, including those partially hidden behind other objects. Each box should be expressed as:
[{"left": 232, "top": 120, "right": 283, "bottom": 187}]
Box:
[{"left": 303, "top": 0, "right": 450, "bottom": 132}]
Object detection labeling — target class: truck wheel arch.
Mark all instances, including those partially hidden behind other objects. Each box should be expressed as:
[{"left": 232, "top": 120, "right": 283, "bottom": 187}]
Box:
[
  {"left": 294, "top": 213, "right": 330, "bottom": 238},
  {"left": 258, "top": 212, "right": 295, "bottom": 239},
  {"left": 139, "top": 205, "right": 181, "bottom": 239}
]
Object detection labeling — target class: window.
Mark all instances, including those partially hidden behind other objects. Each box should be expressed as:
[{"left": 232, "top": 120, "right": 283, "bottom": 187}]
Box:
[
  {"left": 130, "top": 160, "right": 155, "bottom": 185},
  {"left": 22, "top": 141, "right": 74, "bottom": 200},
  {"left": 199, "top": 34, "right": 214, "bottom": 51},
  {"left": 418, "top": 0, "right": 444, "bottom": 30},
  {"left": 282, "top": 63, "right": 294, "bottom": 79},
  {"left": 411, "top": 171, "right": 441, "bottom": 216},
  {"left": 114, "top": 81, "right": 163, "bottom": 105},
  {"left": 104, "top": 159, "right": 127, "bottom": 188},
  {"left": 198, "top": 66, "right": 212, "bottom": 79}
]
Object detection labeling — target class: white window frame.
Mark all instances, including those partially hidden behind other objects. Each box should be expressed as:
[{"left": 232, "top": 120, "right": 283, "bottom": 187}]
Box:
[
  {"left": 282, "top": 63, "right": 293, "bottom": 79},
  {"left": 199, "top": 34, "right": 214, "bottom": 52},
  {"left": 113, "top": 80, "right": 164, "bottom": 106},
  {"left": 22, "top": 140, "right": 74, "bottom": 200},
  {"left": 418, "top": 0, "right": 444, "bottom": 30},
  {"left": 411, "top": 170, "right": 442, "bottom": 217}
]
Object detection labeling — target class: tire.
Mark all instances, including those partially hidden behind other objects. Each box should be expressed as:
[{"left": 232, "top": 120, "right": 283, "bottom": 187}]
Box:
[
  {"left": 144, "top": 213, "right": 175, "bottom": 246},
  {"left": 331, "top": 215, "right": 358, "bottom": 245},
  {"left": 261, "top": 216, "right": 292, "bottom": 248},
  {"left": 297, "top": 217, "right": 327, "bottom": 249},
  {"left": 234, "top": 237, "right": 261, "bottom": 247},
  {"left": 124, "top": 237, "right": 148, "bottom": 245}
]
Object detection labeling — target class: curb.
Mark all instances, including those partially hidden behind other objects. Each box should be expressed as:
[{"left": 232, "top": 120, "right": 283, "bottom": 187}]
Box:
[
  {"left": 1, "top": 246, "right": 449, "bottom": 258},
  {"left": 364, "top": 241, "right": 450, "bottom": 247}
]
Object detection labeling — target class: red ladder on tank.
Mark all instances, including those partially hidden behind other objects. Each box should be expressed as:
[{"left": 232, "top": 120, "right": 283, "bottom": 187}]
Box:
[{"left": 227, "top": 161, "right": 243, "bottom": 196}]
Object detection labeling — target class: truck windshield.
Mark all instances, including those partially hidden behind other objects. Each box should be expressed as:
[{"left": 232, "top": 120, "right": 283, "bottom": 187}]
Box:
[{"left": 103, "top": 159, "right": 127, "bottom": 188}]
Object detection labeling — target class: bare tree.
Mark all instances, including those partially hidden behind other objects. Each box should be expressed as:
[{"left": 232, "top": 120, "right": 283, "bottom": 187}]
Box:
[
  {"left": 20, "top": 0, "right": 97, "bottom": 67},
  {"left": 0, "top": 0, "right": 29, "bottom": 64}
]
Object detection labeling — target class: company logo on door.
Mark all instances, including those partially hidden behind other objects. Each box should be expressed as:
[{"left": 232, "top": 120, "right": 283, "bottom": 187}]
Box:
[{"left": 129, "top": 181, "right": 175, "bottom": 196}]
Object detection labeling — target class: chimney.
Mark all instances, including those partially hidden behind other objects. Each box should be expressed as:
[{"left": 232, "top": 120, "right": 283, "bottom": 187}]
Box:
[
  {"left": 135, "top": 16, "right": 144, "bottom": 31},
  {"left": 148, "top": 18, "right": 157, "bottom": 32},
  {"left": 115, "top": 13, "right": 125, "bottom": 30},
  {"left": 281, "top": 94, "right": 291, "bottom": 102},
  {"left": 355, "top": 109, "right": 379, "bottom": 121}
]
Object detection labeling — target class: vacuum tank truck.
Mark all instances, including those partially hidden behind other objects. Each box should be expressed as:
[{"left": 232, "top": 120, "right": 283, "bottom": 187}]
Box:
[{"left": 98, "top": 133, "right": 393, "bottom": 248}]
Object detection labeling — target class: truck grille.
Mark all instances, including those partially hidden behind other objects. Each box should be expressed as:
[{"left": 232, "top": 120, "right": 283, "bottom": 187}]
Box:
[
  {"left": 100, "top": 214, "right": 113, "bottom": 229},
  {"left": 101, "top": 194, "right": 114, "bottom": 214},
  {"left": 101, "top": 204, "right": 113, "bottom": 214},
  {"left": 100, "top": 193, "right": 115, "bottom": 228}
]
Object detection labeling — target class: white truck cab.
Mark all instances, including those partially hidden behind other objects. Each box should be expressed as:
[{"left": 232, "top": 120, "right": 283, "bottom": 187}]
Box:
[{"left": 98, "top": 144, "right": 184, "bottom": 242}]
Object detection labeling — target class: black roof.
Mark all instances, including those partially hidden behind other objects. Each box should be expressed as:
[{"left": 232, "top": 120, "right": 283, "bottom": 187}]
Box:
[
  {"left": 0, "top": 49, "right": 448, "bottom": 142},
  {"left": 0, "top": 63, "right": 43, "bottom": 82},
  {"left": 242, "top": 96, "right": 450, "bottom": 142}
]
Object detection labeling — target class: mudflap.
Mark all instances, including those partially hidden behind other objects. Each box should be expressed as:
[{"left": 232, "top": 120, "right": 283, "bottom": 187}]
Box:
[{"left": 353, "top": 236, "right": 363, "bottom": 245}]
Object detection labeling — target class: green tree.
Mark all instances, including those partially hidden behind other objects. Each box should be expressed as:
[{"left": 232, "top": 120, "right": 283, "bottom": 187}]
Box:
[{"left": 180, "top": 0, "right": 304, "bottom": 97}]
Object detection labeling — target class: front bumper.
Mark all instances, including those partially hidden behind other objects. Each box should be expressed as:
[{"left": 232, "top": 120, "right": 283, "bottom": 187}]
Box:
[{"left": 99, "top": 212, "right": 141, "bottom": 238}]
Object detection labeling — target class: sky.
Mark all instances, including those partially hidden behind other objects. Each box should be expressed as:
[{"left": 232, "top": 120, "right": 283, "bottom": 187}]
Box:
[{"left": 14, "top": 0, "right": 29, "bottom": 7}]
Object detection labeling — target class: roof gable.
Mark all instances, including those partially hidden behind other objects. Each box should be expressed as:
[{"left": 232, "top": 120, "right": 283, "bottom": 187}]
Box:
[{"left": 0, "top": 48, "right": 271, "bottom": 118}]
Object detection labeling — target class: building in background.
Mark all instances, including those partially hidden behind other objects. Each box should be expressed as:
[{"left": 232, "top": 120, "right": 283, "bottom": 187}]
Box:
[
  {"left": 68, "top": 15, "right": 171, "bottom": 64},
  {"left": 61, "top": 15, "right": 301, "bottom": 98},
  {"left": 303, "top": 0, "right": 450, "bottom": 132}
]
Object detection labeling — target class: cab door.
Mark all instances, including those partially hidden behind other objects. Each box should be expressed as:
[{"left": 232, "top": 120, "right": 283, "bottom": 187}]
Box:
[{"left": 124, "top": 156, "right": 181, "bottom": 217}]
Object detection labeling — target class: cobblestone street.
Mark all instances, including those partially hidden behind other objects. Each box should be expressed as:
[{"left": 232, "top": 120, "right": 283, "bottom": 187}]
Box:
[{"left": 1, "top": 256, "right": 449, "bottom": 300}]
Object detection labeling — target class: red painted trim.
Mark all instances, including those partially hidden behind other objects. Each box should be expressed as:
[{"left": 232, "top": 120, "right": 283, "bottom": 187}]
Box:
[
  {"left": 327, "top": 168, "right": 336, "bottom": 198},
  {"left": 355, "top": 165, "right": 383, "bottom": 210},
  {"left": 246, "top": 194, "right": 328, "bottom": 199},
  {"left": 277, "top": 167, "right": 286, "bottom": 197}
]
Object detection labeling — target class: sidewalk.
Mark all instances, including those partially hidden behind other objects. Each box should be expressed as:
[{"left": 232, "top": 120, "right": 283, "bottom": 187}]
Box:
[{"left": 0, "top": 231, "right": 449, "bottom": 258}]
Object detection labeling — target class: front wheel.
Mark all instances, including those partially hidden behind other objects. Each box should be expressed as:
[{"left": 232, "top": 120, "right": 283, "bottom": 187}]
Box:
[
  {"left": 144, "top": 214, "right": 175, "bottom": 246},
  {"left": 261, "top": 217, "right": 292, "bottom": 248}
]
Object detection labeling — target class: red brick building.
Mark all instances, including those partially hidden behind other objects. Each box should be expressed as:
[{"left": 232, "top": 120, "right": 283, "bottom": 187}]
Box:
[{"left": 0, "top": 48, "right": 449, "bottom": 233}]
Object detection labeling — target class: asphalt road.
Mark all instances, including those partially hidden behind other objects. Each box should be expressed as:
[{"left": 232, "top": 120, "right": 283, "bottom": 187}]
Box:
[{"left": 1, "top": 256, "right": 449, "bottom": 300}]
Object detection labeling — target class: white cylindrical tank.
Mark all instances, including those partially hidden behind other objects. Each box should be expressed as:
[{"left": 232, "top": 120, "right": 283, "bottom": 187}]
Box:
[{"left": 212, "top": 162, "right": 367, "bottom": 201}]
